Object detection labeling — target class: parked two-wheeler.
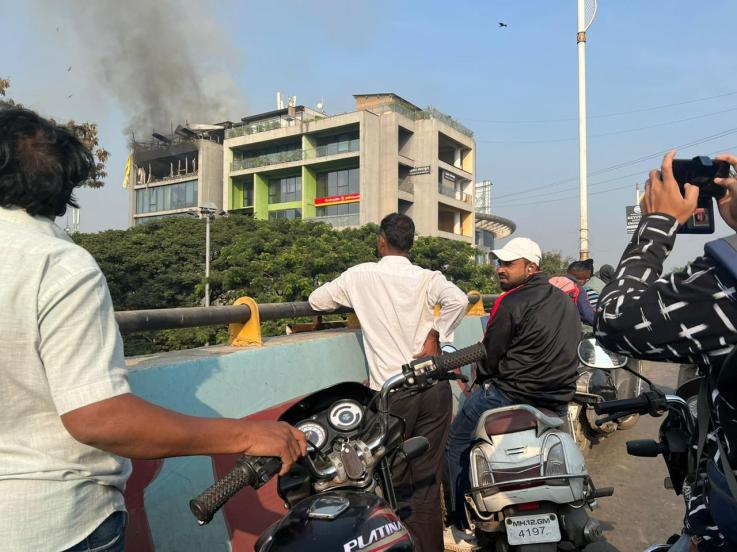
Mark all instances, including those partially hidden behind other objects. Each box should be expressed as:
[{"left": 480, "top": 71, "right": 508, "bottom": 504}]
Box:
[
  {"left": 577, "top": 337, "right": 701, "bottom": 551},
  {"left": 188, "top": 344, "right": 486, "bottom": 551},
  {"left": 570, "top": 339, "right": 645, "bottom": 454},
  {"left": 458, "top": 339, "right": 614, "bottom": 551}
]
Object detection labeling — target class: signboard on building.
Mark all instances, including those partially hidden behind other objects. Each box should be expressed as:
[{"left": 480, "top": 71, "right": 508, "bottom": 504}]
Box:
[
  {"left": 443, "top": 170, "right": 457, "bottom": 182},
  {"left": 626, "top": 205, "right": 642, "bottom": 234},
  {"left": 315, "top": 193, "right": 360, "bottom": 206},
  {"left": 408, "top": 166, "right": 431, "bottom": 176}
]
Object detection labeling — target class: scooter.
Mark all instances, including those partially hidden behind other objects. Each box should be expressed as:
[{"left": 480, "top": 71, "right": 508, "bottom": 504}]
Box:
[
  {"left": 570, "top": 339, "right": 645, "bottom": 454},
  {"left": 576, "top": 337, "right": 700, "bottom": 551},
  {"left": 460, "top": 339, "right": 614, "bottom": 551},
  {"left": 188, "top": 344, "right": 486, "bottom": 551}
]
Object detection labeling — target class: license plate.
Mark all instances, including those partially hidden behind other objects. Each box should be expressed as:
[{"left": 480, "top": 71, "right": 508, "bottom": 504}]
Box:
[{"left": 505, "top": 513, "right": 561, "bottom": 545}]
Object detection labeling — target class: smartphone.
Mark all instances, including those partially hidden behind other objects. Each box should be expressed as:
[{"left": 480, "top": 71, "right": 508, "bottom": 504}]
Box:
[{"left": 672, "top": 156, "right": 730, "bottom": 234}]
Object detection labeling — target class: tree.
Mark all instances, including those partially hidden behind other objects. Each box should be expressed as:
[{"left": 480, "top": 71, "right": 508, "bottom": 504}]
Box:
[
  {"left": 0, "top": 78, "right": 109, "bottom": 188},
  {"left": 73, "top": 216, "right": 501, "bottom": 354},
  {"left": 539, "top": 251, "right": 573, "bottom": 277}
]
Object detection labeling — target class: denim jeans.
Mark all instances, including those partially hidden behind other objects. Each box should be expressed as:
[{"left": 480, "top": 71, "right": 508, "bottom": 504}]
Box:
[
  {"left": 668, "top": 534, "right": 693, "bottom": 552},
  {"left": 445, "top": 384, "right": 568, "bottom": 529},
  {"left": 446, "top": 384, "right": 514, "bottom": 529},
  {"left": 63, "top": 511, "right": 127, "bottom": 552}
]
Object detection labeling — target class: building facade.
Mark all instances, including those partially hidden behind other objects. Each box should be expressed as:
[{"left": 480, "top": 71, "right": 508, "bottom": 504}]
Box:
[
  {"left": 222, "top": 93, "right": 476, "bottom": 242},
  {"left": 127, "top": 125, "right": 226, "bottom": 226}
]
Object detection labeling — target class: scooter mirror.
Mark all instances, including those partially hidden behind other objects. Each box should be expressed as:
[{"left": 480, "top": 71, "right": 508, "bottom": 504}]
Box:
[
  {"left": 577, "top": 338, "right": 628, "bottom": 369},
  {"left": 441, "top": 345, "right": 458, "bottom": 354}
]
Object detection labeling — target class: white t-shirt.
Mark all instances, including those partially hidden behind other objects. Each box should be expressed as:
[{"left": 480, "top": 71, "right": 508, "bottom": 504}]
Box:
[
  {"left": 309, "top": 255, "right": 469, "bottom": 389},
  {"left": 0, "top": 207, "right": 131, "bottom": 551}
]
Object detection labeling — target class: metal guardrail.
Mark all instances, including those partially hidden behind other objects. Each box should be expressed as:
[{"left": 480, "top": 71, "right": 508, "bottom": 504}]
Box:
[{"left": 115, "top": 294, "right": 497, "bottom": 334}]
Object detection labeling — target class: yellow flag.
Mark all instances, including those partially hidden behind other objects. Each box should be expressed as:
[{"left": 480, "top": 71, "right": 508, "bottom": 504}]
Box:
[{"left": 122, "top": 155, "right": 132, "bottom": 188}]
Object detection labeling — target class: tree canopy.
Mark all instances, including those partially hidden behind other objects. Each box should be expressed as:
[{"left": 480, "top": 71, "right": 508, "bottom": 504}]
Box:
[{"left": 73, "top": 216, "right": 501, "bottom": 354}]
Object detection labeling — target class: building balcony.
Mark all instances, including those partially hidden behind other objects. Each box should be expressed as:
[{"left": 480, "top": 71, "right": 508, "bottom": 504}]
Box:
[
  {"left": 311, "top": 213, "right": 360, "bottom": 228},
  {"left": 438, "top": 182, "right": 473, "bottom": 204},
  {"left": 231, "top": 139, "right": 360, "bottom": 172},
  {"left": 134, "top": 169, "right": 198, "bottom": 188},
  {"left": 398, "top": 178, "right": 415, "bottom": 195}
]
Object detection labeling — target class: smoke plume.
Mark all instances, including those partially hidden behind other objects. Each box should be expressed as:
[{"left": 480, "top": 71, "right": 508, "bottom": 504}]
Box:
[{"left": 53, "top": 0, "right": 246, "bottom": 137}]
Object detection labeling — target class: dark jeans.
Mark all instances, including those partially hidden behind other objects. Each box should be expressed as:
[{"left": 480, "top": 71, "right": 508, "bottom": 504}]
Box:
[
  {"left": 63, "top": 511, "right": 127, "bottom": 552},
  {"left": 389, "top": 380, "right": 452, "bottom": 552},
  {"left": 445, "top": 384, "right": 568, "bottom": 529}
]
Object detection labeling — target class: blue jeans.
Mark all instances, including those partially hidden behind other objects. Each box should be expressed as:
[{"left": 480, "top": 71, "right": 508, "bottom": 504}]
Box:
[
  {"left": 668, "top": 534, "right": 692, "bottom": 552},
  {"left": 63, "top": 511, "right": 127, "bottom": 552},
  {"left": 446, "top": 384, "right": 514, "bottom": 529},
  {"left": 445, "top": 384, "right": 568, "bottom": 529}
]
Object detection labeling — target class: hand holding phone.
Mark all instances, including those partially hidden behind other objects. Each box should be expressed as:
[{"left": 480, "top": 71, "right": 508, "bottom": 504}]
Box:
[{"left": 670, "top": 156, "right": 730, "bottom": 234}]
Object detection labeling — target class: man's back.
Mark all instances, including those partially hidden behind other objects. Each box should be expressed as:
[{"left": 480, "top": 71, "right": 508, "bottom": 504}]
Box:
[
  {"left": 309, "top": 255, "right": 468, "bottom": 389},
  {"left": 0, "top": 207, "right": 130, "bottom": 550},
  {"left": 482, "top": 273, "right": 580, "bottom": 407}
]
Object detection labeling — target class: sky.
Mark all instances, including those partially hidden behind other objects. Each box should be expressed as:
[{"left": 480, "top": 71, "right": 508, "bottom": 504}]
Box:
[{"left": 3, "top": 0, "right": 737, "bottom": 269}]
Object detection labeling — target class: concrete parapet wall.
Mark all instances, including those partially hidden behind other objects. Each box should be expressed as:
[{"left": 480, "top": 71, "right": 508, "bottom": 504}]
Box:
[{"left": 122, "top": 316, "right": 486, "bottom": 551}]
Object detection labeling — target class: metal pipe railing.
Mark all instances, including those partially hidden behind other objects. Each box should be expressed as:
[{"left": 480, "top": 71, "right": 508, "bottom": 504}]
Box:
[{"left": 115, "top": 294, "right": 497, "bottom": 334}]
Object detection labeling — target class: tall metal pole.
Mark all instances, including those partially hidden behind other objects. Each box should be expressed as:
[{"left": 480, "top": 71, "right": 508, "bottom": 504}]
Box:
[
  {"left": 577, "top": 0, "right": 589, "bottom": 260},
  {"left": 205, "top": 212, "right": 211, "bottom": 307}
]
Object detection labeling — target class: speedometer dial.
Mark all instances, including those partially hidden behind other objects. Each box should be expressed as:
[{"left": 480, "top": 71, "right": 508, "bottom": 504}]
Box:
[
  {"left": 296, "top": 421, "right": 327, "bottom": 448},
  {"left": 328, "top": 400, "right": 364, "bottom": 431}
]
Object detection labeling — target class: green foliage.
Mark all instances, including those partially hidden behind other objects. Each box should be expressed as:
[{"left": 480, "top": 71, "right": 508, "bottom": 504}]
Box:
[
  {"left": 539, "top": 250, "right": 573, "bottom": 277},
  {"left": 73, "top": 216, "right": 500, "bottom": 355}
]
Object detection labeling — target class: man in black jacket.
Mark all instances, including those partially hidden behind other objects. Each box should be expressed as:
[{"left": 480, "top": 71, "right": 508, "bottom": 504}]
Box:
[{"left": 444, "top": 237, "right": 580, "bottom": 549}]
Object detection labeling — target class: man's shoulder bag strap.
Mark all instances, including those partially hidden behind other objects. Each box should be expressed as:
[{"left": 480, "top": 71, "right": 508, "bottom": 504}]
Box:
[{"left": 690, "top": 357, "right": 737, "bottom": 500}]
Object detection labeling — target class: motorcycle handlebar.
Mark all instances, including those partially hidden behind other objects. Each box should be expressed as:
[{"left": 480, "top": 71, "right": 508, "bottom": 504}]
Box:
[
  {"left": 432, "top": 343, "right": 486, "bottom": 375},
  {"left": 594, "top": 395, "right": 651, "bottom": 416},
  {"left": 189, "top": 455, "right": 281, "bottom": 525}
]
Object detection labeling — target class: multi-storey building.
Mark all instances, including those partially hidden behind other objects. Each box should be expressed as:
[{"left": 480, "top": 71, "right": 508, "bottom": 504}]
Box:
[
  {"left": 222, "top": 93, "right": 477, "bottom": 242},
  {"left": 474, "top": 179, "right": 516, "bottom": 263}
]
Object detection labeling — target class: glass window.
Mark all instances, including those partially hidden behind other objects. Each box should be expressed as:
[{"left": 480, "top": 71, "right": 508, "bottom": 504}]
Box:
[
  {"left": 268, "top": 208, "right": 302, "bottom": 220},
  {"left": 349, "top": 168, "right": 360, "bottom": 194},
  {"left": 134, "top": 180, "right": 198, "bottom": 214}
]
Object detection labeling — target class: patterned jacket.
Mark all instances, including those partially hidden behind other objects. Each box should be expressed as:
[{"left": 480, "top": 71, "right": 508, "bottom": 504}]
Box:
[{"left": 595, "top": 213, "right": 737, "bottom": 550}]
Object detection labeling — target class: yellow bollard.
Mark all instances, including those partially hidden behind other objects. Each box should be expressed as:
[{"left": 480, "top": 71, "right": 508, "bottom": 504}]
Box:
[
  {"left": 466, "top": 290, "right": 485, "bottom": 316},
  {"left": 228, "top": 296, "right": 263, "bottom": 347}
]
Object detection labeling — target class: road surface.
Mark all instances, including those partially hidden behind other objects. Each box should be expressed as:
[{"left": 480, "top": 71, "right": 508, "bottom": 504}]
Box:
[{"left": 585, "top": 361, "right": 685, "bottom": 551}]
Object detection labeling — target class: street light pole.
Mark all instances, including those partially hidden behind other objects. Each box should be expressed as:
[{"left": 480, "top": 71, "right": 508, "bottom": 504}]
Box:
[
  {"left": 577, "top": 0, "right": 597, "bottom": 260},
  {"left": 205, "top": 211, "right": 211, "bottom": 307}
]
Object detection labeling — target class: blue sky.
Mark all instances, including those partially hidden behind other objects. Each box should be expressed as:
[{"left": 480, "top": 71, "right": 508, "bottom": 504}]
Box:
[{"left": 3, "top": 0, "right": 737, "bottom": 269}]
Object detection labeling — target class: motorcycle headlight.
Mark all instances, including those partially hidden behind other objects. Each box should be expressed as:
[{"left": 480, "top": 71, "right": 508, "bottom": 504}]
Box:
[{"left": 543, "top": 440, "right": 567, "bottom": 477}]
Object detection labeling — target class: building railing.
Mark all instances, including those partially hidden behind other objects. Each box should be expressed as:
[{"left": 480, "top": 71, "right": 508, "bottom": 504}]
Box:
[
  {"left": 231, "top": 139, "right": 360, "bottom": 171},
  {"left": 141, "top": 169, "right": 199, "bottom": 186},
  {"left": 398, "top": 178, "right": 415, "bottom": 194},
  {"left": 438, "top": 182, "right": 473, "bottom": 203},
  {"left": 114, "top": 294, "right": 496, "bottom": 334},
  {"left": 385, "top": 104, "right": 474, "bottom": 138},
  {"left": 312, "top": 213, "right": 361, "bottom": 228}
]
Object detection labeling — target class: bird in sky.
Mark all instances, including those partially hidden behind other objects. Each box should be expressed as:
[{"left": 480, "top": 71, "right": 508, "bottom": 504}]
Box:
[
  {"left": 67, "top": 66, "right": 72, "bottom": 72},
  {"left": 498, "top": 22, "right": 508, "bottom": 27},
  {"left": 67, "top": 94, "right": 73, "bottom": 99}
]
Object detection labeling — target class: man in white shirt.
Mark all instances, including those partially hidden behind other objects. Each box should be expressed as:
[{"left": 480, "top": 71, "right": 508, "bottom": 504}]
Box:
[
  {"left": 309, "top": 213, "right": 469, "bottom": 552},
  {"left": 0, "top": 107, "right": 306, "bottom": 551}
]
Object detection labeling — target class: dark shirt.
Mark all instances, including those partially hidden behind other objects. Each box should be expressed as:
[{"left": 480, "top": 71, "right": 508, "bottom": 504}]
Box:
[
  {"left": 595, "top": 213, "right": 737, "bottom": 550},
  {"left": 564, "top": 274, "right": 596, "bottom": 325},
  {"left": 482, "top": 272, "right": 580, "bottom": 408}
]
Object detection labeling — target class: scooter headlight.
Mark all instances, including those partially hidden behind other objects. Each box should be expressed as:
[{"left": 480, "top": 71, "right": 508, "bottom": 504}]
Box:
[{"left": 543, "top": 439, "right": 567, "bottom": 477}]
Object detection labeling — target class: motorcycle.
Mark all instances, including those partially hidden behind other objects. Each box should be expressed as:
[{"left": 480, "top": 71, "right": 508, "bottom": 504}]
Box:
[
  {"left": 188, "top": 343, "right": 487, "bottom": 551},
  {"left": 577, "top": 337, "right": 700, "bottom": 551},
  {"left": 459, "top": 341, "right": 614, "bottom": 551},
  {"left": 570, "top": 338, "right": 645, "bottom": 454}
]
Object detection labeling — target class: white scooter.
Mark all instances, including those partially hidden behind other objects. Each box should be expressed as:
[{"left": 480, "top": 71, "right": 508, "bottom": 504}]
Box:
[{"left": 460, "top": 340, "right": 620, "bottom": 551}]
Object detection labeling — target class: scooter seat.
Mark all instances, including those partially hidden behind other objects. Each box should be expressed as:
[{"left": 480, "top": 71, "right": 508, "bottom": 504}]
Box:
[{"left": 480, "top": 404, "right": 564, "bottom": 438}]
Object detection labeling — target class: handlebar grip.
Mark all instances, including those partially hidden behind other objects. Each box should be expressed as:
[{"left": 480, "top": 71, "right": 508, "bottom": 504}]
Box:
[
  {"left": 594, "top": 396, "right": 650, "bottom": 416},
  {"left": 434, "top": 343, "right": 486, "bottom": 374},
  {"left": 189, "top": 455, "right": 281, "bottom": 525}
]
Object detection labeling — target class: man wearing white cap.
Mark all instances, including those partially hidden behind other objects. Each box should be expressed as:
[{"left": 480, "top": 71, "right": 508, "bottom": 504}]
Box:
[{"left": 444, "top": 237, "right": 580, "bottom": 550}]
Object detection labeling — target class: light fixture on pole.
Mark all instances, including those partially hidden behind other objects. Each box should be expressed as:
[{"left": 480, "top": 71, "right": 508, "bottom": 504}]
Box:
[{"left": 577, "top": 0, "right": 597, "bottom": 260}]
